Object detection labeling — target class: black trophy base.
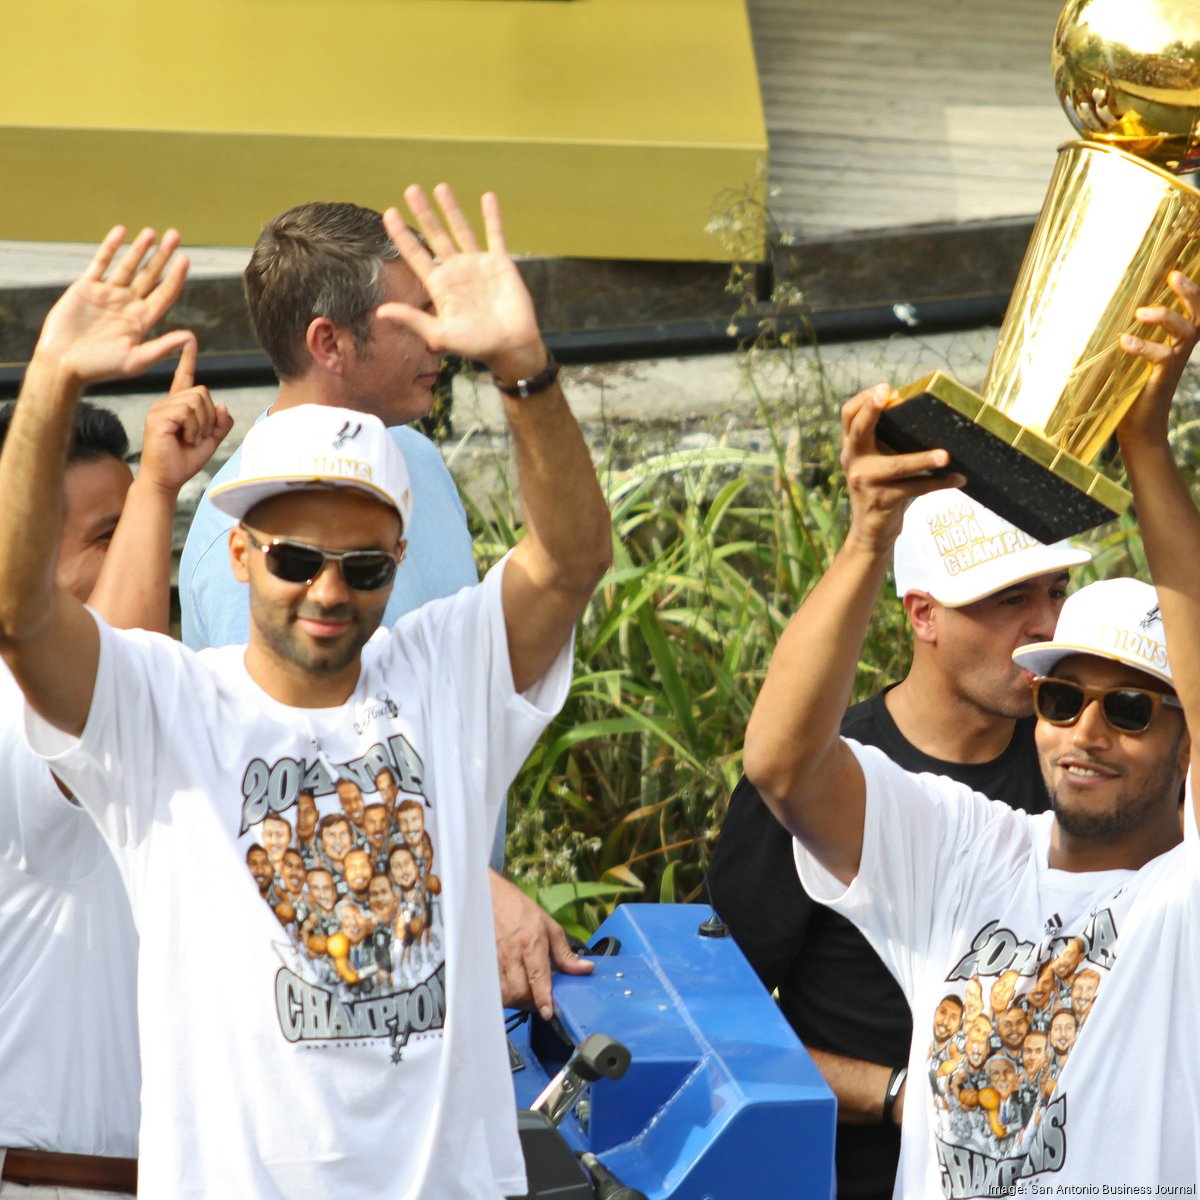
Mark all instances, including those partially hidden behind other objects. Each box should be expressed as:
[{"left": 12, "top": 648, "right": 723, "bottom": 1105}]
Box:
[{"left": 875, "top": 372, "right": 1131, "bottom": 544}]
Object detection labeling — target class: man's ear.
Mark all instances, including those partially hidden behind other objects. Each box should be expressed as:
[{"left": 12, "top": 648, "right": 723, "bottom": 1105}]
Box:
[
  {"left": 304, "top": 317, "right": 352, "bottom": 375},
  {"left": 904, "top": 590, "right": 939, "bottom": 646},
  {"left": 229, "top": 525, "right": 251, "bottom": 584}
]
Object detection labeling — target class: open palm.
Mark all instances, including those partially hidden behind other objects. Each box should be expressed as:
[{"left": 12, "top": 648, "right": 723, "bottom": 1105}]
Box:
[
  {"left": 35, "top": 226, "right": 193, "bottom": 383},
  {"left": 378, "top": 186, "right": 541, "bottom": 371}
]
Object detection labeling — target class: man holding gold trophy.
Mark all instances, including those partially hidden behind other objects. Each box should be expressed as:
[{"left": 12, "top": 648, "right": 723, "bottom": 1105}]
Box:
[{"left": 740, "top": 2, "right": 1200, "bottom": 1196}]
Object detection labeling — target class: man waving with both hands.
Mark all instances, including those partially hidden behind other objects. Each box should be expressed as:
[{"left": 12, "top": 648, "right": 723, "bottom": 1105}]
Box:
[{"left": 0, "top": 186, "right": 611, "bottom": 1199}]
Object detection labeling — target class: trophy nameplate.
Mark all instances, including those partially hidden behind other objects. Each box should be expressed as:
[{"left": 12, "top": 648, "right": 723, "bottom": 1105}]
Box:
[{"left": 878, "top": 373, "right": 1131, "bottom": 544}]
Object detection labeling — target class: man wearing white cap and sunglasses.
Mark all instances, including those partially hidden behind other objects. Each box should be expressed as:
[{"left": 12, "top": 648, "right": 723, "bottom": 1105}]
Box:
[
  {"left": 0, "top": 187, "right": 611, "bottom": 1198},
  {"left": 710, "top": 492, "right": 1090, "bottom": 1200},
  {"left": 741, "top": 269, "right": 1200, "bottom": 1195}
]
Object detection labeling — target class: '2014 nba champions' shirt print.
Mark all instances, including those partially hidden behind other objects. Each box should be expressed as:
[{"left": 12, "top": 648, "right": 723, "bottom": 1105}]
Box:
[
  {"left": 927, "top": 906, "right": 1118, "bottom": 1198},
  {"left": 238, "top": 714, "right": 445, "bottom": 1064}
]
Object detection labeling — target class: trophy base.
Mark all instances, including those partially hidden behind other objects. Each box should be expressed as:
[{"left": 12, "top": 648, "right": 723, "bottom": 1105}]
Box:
[{"left": 876, "top": 372, "right": 1131, "bottom": 544}]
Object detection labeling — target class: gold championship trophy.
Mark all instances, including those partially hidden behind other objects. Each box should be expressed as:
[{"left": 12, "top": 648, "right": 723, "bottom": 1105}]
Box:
[{"left": 877, "top": 0, "right": 1200, "bottom": 543}]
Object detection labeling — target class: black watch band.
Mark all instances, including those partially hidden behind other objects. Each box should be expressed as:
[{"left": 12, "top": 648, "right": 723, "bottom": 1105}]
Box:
[
  {"left": 883, "top": 1065, "right": 907, "bottom": 1124},
  {"left": 493, "top": 351, "right": 559, "bottom": 398}
]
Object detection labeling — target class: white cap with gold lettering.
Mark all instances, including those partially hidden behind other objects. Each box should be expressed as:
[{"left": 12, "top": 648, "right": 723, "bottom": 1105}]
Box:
[
  {"left": 209, "top": 404, "right": 413, "bottom": 534},
  {"left": 1012, "top": 578, "right": 1173, "bottom": 688},
  {"left": 893, "top": 490, "right": 1090, "bottom": 607}
]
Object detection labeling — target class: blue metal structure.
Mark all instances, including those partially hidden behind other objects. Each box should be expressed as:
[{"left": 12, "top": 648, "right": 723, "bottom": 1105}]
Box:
[{"left": 509, "top": 904, "right": 836, "bottom": 1200}]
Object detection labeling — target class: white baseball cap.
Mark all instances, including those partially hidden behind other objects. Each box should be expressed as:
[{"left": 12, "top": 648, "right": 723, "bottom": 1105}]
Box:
[
  {"left": 209, "top": 405, "right": 413, "bottom": 533},
  {"left": 1012, "top": 578, "right": 1173, "bottom": 688},
  {"left": 893, "top": 490, "right": 1091, "bottom": 607}
]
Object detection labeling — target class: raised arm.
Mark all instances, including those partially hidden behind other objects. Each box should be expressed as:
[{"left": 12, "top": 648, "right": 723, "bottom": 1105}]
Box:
[
  {"left": 1116, "top": 270, "right": 1200, "bottom": 831},
  {"left": 89, "top": 336, "right": 233, "bottom": 633},
  {"left": 742, "top": 386, "right": 962, "bottom": 883},
  {"left": 0, "top": 227, "right": 193, "bottom": 734},
  {"left": 378, "top": 185, "right": 612, "bottom": 694}
]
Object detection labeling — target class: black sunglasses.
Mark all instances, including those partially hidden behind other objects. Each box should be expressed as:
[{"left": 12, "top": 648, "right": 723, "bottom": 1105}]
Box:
[
  {"left": 242, "top": 528, "right": 402, "bottom": 592},
  {"left": 1031, "top": 675, "right": 1181, "bottom": 735}
]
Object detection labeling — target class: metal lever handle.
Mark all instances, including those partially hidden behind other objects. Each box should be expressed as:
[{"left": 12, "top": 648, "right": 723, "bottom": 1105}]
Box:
[{"left": 530, "top": 1033, "right": 631, "bottom": 1128}]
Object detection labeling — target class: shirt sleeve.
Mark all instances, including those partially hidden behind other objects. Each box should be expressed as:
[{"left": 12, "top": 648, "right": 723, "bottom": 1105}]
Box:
[
  {"left": 794, "top": 739, "right": 1029, "bottom": 1000},
  {"left": 23, "top": 613, "right": 191, "bottom": 875},
  {"left": 389, "top": 552, "right": 572, "bottom": 807}
]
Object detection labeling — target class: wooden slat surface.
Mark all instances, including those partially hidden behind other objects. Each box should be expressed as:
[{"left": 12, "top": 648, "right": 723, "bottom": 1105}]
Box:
[{"left": 750, "top": 0, "right": 1071, "bottom": 236}]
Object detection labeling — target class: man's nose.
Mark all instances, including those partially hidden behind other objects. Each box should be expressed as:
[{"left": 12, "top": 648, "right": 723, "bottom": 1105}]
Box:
[
  {"left": 1070, "top": 697, "right": 1111, "bottom": 746},
  {"left": 1026, "top": 592, "right": 1060, "bottom": 641},
  {"left": 307, "top": 559, "right": 351, "bottom": 606}
]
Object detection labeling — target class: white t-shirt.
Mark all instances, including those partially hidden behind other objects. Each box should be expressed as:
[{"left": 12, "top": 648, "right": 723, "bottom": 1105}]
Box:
[
  {"left": 796, "top": 740, "right": 1200, "bottom": 1198},
  {"left": 0, "top": 665, "right": 140, "bottom": 1158},
  {"left": 27, "top": 558, "right": 570, "bottom": 1199}
]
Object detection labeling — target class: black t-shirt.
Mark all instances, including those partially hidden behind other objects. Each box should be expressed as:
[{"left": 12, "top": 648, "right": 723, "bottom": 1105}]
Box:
[{"left": 707, "top": 689, "right": 1049, "bottom": 1200}]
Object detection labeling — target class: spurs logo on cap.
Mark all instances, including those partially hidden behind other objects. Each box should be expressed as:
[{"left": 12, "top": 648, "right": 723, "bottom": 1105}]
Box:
[{"left": 332, "top": 421, "right": 363, "bottom": 451}]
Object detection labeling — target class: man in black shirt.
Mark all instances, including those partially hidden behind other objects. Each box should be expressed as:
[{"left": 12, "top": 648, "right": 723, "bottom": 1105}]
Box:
[{"left": 708, "top": 488, "right": 1090, "bottom": 1200}]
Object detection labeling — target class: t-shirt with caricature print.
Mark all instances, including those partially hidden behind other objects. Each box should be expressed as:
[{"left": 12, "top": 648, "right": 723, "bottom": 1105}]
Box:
[
  {"left": 25, "top": 555, "right": 569, "bottom": 1199},
  {"left": 795, "top": 740, "right": 1200, "bottom": 1198}
]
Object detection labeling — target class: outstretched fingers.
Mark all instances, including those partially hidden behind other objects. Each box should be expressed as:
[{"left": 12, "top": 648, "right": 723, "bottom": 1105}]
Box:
[
  {"left": 108, "top": 227, "right": 157, "bottom": 287},
  {"left": 83, "top": 227, "right": 127, "bottom": 281},
  {"left": 381, "top": 207, "right": 431, "bottom": 282},
  {"left": 141, "top": 250, "right": 190, "bottom": 328},
  {"left": 402, "top": 184, "right": 459, "bottom": 263},
  {"left": 432, "top": 182, "right": 481, "bottom": 254},
  {"left": 480, "top": 192, "right": 508, "bottom": 256}
]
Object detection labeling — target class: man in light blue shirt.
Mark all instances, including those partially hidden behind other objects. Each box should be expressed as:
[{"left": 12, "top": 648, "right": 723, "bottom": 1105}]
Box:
[{"left": 179, "top": 200, "right": 590, "bottom": 1016}]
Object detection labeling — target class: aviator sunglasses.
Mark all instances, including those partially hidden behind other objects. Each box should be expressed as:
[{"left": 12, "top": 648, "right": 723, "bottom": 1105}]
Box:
[
  {"left": 1031, "top": 675, "right": 1181, "bottom": 735},
  {"left": 242, "top": 528, "right": 403, "bottom": 592}
]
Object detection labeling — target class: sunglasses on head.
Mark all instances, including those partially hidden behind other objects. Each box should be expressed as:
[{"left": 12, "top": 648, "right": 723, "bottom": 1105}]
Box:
[
  {"left": 1031, "top": 675, "right": 1181, "bottom": 735},
  {"left": 242, "top": 528, "right": 402, "bottom": 592}
]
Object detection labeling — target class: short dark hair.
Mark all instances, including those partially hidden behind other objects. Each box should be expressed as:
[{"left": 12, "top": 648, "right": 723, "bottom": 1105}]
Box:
[
  {"left": 243, "top": 201, "right": 400, "bottom": 380},
  {"left": 0, "top": 399, "right": 129, "bottom": 465}
]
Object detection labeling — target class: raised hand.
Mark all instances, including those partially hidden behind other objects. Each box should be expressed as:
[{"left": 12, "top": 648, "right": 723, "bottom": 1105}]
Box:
[
  {"left": 138, "top": 337, "right": 234, "bottom": 496},
  {"left": 34, "top": 226, "right": 194, "bottom": 385},
  {"left": 378, "top": 185, "right": 546, "bottom": 381},
  {"left": 840, "top": 384, "right": 966, "bottom": 555},
  {"left": 1117, "top": 270, "right": 1200, "bottom": 451}
]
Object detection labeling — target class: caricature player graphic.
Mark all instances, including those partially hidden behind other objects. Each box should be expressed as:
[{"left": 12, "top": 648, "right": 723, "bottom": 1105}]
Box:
[
  {"left": 246, "top": 844, "right": 273, "bottom": 898},
  {"left": 366, "top": 873, "right": 398, "bottom": 990},
  {"left": 343, "top": 847, "right": 374, "bottom": 905},
  {"left": 376, "top": 767, "right": 399, "bottom": 825},
  {"left": 272, "top": 848, "right": 308, "bottom": 927},
  {"left": 261, "top": 814, "right": 292, "bottom": 876},
  {"left": 362, "top": 803, "right": 391, "bottom": 873},
  {"left": 317, "top": 813, "right": 355, "bottom": 888},
  {"left": 295, "top": 791, "right": 320, "bottom": 867},
  {"left": 1071, "top": 969, "right": 1100, "bottom": 1026},
  {"left": 929, "top": 995, "right": 965, "bottom": 1109},
  {"left": 995, "top": 1005, "right": 1030, "bottom": 1060},
  {"left": 1019, "top": 1030, "right": 1051, "bottom": 1109},
  {"left": 980, "top": 1054, "right": 1022, "bottom": 1146},
  {"left": 335, "top": 778, "right": 369, "bottom": 845}
]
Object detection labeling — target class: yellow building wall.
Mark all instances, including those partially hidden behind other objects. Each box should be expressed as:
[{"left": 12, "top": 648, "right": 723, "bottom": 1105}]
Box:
[{"left": 2, "top": 0, "right": 767, "bottom": 261}]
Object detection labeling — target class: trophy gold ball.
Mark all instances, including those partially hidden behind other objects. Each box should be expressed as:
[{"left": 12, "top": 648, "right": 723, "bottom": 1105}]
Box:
[{"left": 1054, "top": 0, "right": 1200, "bottom": 171}]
